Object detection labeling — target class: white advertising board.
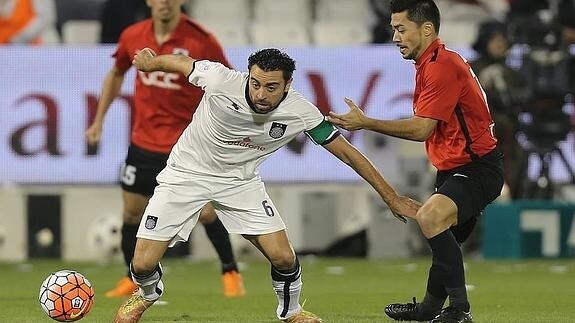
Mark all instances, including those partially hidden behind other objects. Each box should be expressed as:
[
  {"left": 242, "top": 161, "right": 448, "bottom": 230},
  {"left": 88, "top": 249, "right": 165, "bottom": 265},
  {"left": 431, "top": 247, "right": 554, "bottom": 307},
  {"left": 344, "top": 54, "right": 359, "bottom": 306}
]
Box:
[{"left": 1, "top": 46, "right": 573, "bottom": 184}]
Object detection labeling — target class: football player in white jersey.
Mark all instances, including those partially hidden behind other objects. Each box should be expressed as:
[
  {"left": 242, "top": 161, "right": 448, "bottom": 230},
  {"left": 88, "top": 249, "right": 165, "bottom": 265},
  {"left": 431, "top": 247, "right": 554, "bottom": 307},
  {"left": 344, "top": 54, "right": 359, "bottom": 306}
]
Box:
[{"left": 114, "top": 47, "right": 421, "bottom": 323}]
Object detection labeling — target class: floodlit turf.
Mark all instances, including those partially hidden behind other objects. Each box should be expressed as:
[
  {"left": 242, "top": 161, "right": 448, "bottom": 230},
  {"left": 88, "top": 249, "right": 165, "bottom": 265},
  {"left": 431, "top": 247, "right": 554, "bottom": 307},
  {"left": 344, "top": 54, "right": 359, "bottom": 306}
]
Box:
[{"left": 1, "top": 257, "right": 573, "bottom": 322}]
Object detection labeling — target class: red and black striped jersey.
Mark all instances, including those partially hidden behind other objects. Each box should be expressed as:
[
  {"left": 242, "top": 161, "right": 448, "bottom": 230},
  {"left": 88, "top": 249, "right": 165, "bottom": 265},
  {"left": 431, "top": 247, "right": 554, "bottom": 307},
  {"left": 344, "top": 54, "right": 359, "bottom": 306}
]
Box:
[
  {"left": 114, "top": 14, "right": 231, "bottom": 153},
  {"left": 413, "top": 39, "right": 497, "bottom": 170}
]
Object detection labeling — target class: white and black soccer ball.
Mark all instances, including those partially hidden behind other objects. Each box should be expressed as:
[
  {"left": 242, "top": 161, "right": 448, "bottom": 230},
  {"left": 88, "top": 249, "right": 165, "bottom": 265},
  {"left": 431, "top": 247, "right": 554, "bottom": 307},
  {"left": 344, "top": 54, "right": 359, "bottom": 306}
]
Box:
[{"left": 86, "top": 214, "right": 122, "bottom": 259}]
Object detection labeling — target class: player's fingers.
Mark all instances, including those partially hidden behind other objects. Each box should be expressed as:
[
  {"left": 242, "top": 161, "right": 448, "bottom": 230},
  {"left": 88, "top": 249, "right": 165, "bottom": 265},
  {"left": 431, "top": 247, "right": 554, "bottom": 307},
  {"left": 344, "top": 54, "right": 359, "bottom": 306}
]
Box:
[
  {"left": 86, "top": 136, "right": 96, "bottom": 146},
  {"left": 88, "top": 132, "right": 100, "bottom": 144},
  {"left": 412, "top": 198, "right": 423, "bottom": 208},
  {"left": 392, "top": 213, "right": 408, "bottom": 223},
  {"left": 327, "top": 112, "right": 344, "bottom": 120},
  {"left": 142, "top": 48, "right": 156, "bottom": 57},
  {"left": 326, "top": 118, "right": 343, "bottom": 127},
  {"left": 344, "top": 97, "right": 360, "bottom": 110}
]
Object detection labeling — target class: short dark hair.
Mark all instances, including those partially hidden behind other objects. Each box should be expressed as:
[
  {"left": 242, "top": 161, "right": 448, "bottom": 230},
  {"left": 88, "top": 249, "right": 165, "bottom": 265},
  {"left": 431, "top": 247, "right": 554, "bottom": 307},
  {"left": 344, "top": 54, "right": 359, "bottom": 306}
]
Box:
[
  {"left": 248, "top": 48, "right": 296, "bottom": 82},
  {"left": 390, "top": 0, "right": 441, "bottom": 34}
]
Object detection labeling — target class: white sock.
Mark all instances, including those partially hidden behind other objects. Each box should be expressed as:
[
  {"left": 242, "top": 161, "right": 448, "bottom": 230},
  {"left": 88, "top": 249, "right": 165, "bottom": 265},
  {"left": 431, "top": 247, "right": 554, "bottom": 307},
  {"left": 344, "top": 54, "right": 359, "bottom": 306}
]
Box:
[
  {"left": 130, "top": 263, "right": 164, "bottom": 302},
  {"left": 271, "top": 263, "right": 303, "bottom": 320}
]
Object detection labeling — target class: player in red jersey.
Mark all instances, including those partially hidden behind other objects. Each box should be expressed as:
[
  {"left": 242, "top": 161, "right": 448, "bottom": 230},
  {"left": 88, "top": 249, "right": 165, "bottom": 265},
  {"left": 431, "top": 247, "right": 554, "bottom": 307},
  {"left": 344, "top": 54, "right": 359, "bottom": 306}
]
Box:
[
  {"left": 85, "top": 0, "right": 245, "bottom": 298},
  {"left": 328, "top": 1, "right": 503, "bottom": 322}
]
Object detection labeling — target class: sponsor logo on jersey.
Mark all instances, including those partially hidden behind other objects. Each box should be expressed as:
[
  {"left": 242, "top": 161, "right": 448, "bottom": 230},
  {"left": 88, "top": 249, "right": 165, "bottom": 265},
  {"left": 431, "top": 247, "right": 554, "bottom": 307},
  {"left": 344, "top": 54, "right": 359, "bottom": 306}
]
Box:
[
  {"left": 145, "top": 215, "right": 158, "bottom": 230},
  {"left": 226, "top": 102, "right": 240, "bottom": 112},
  {"left": 223, "top": 137, "right": 265, "bottom": 151},
  {"left": 269, "top": 122, "right": 287, "bottom": 139},
  {"left": 172, "top": 48, "right": 189, "bottom": 56},
  {"left": 221, "top": 95, "right": 241, "bottom": 112},
  {"left": 138, "top": 71, "right": 181, "bottom": 90}
]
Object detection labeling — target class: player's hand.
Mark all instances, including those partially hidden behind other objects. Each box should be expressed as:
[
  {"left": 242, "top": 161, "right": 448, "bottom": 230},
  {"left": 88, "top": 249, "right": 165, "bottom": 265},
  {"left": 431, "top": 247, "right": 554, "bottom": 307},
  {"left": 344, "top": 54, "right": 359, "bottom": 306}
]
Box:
[
  {"left": 326, "top": 97, "right": 367, "bottom": 131},
  {"left": 388, "top": 195, "right": 421, "bottom": 223},
  {"left": 132, "top": 48, "right": 157, "bottom": 72},
  {"left": 85, "top": 122, "right": 103, "bottom": 146}
]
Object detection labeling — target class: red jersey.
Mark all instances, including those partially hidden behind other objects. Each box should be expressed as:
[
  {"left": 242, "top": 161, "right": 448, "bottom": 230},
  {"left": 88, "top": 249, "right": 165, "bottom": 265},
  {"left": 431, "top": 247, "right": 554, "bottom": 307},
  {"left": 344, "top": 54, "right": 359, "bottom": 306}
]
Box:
[
  {"left": 413, "top": 39, "right": 497, "bottom": 170},
  {"left": 114, "top": 14, "right": 231, "bottom": 153}
]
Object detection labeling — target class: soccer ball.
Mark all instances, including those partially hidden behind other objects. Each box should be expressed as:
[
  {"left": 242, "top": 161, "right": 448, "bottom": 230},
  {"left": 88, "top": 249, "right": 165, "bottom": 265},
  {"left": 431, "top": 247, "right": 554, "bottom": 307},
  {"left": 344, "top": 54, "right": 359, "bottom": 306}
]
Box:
[
  {"left": 87, "top": 214, "right": 122, "bottom": 259},
  {"left": 38, "top": 270, "right": 95, "bottom": 322}
]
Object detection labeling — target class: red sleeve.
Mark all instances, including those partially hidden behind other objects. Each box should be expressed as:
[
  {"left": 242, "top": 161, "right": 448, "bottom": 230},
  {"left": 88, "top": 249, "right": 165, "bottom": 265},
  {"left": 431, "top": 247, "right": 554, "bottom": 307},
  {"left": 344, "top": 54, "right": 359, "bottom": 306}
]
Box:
[
  {"left": 113, "top": 30, "right": 132, "bottom": 72},
  {"left": 415, "top": 63, "right": 461, "bottom": 122}
]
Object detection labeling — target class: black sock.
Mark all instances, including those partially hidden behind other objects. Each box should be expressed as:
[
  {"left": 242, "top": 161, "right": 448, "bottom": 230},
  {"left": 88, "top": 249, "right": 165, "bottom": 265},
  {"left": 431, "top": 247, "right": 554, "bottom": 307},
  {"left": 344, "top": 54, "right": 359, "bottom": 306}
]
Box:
[
  {"left": 427, "top": 230, "right": 470, "bottom": 312},
  {"left": 203, "top": 218, "right": 237, "bottom": 273},
  {"left": 121, "top": 223, "right": 139, "bottom": 277},
  {"left": 419, "top": 257, "right": 448, "bottom": 313},
  {"left": 418, "top": 289, "right": 445, "bottom": 316},
  {"left": 414, "top": 256, "right": 447, "bottom": 319}
]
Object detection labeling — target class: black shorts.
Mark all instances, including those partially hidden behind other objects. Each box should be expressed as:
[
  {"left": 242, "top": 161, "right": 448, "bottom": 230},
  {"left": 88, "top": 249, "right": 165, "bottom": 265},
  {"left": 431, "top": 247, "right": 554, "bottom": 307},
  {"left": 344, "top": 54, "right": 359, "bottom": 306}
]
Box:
[
  {"left": 120, "top": 144, "right": 169, "bottom": 197},
  {"left": 435, "top": 149, "right": 504, "bottom": 242}
]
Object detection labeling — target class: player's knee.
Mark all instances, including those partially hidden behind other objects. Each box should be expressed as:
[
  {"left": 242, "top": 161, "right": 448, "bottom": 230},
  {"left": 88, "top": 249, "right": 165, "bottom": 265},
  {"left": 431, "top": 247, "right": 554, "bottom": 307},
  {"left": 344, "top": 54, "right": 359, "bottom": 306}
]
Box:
[
  {"left": 416, "top": 204, "right": 452, "bottom": 236},
  {"left": 131, "top": 256, "right": 157, "bottom": 275},
  {"left": 269, "top": 251, "right": 296, "bottom": 270}
]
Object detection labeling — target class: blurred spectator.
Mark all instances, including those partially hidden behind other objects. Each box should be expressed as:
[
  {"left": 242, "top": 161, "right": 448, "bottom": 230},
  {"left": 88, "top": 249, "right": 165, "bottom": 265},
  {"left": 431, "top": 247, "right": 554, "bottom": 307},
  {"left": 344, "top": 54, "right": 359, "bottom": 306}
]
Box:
[
  {"left": 370, "top": 0, "right": 391, "bottom": 43},
  {"left": 0, "top": 0, "right": 56, "bottom": 44},
  {"left": 477, "top": 0, "right": 509, "bottom": 21},
  {"left": 508, "top": 0, "right": 549, "bottom": 16},
  {"left": 558, "top": 0, "right": 575, "bottom": 91},
  {"left": 449, "top": 0, "right": 509, "bottom": 19},
  {"left": 436, "top": 0, "right": 491, "bottom": 21},
  {"left": 99, "top": 0, "right": 150, "bottom": 43},
  {"left": 471, "top": 21, "right": 525, "bottom": 197}
]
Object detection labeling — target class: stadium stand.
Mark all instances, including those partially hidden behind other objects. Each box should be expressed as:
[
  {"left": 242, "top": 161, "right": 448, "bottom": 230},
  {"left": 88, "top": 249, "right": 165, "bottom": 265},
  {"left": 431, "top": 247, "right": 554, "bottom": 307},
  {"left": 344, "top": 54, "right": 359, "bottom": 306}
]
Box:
[
  {"left": 435, "top": 0, "right": 491, "bottom": 47},
  {"left": 52, "top": 0, "right": 379, "bottom": 46},
  {"left": 189, "top": 0, "right": 250, "bottom": 26},
  {"left": 253, "top": 0, "right": 312, "bottom": 26},
  {"left": 250, "top": 0, "right": 314, "bottom": 46},
  {"left": 61, "top": 19, "right": 101, "bottom": 44},
  {"left": 196, "top": 19, "right": 250, "bottom": 47},
  {"left": 312, "top": 21, "right": 372, "bottom": 46},
  {"left": 315, "top": 0, "right": 373, "bottom": 24},
  {"left": 251, "top": 21, "right": 311, "bottom": 46},
  {"left": 46, "top": 0, "right": 509, "bottom": 47},
  {"left": 189, "top": 0, "right": 251, "bottom": 46},
  {"left": 54, "top": 0, "right": 104, "bottom": 34}
]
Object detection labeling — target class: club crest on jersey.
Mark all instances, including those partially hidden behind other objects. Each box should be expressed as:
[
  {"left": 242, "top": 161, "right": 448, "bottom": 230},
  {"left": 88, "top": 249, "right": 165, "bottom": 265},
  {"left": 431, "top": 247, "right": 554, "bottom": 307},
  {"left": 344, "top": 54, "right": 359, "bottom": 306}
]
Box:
[
  {"left": 269, "top": 122, "right": 287, "bottom": 139},
  {"left": 145, "top": 215, "right": 158, "bottom": 230}
]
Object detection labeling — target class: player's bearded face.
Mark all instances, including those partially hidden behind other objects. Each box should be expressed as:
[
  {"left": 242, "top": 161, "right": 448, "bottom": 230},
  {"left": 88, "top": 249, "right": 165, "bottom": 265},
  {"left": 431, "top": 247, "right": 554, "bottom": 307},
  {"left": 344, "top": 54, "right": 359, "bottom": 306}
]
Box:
[
  {"left": 391, "top": 12, "right": 425, "bottom": 61},
  {"left": 248, "top": 66, "right": 292, "bottom": 113}
]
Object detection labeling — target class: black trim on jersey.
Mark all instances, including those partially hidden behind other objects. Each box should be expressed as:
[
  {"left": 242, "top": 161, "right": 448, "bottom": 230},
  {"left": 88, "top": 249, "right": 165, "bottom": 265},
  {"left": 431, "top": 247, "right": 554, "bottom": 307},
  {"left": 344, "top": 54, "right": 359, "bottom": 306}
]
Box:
[
  {"left": 187, "top": 60, "right": 198, "bottom": 80},
  {"left": 454, "top": 106, "right": 479, "bottom": 161},
  {"left": 320, "top": 131, "right": 341, "bottom": 146},
  {"left": 430, "top": 48, "right": 439, "bottom": 62},
  {"left": 244, "top": 82, "right": 288, "bottom": 114}
]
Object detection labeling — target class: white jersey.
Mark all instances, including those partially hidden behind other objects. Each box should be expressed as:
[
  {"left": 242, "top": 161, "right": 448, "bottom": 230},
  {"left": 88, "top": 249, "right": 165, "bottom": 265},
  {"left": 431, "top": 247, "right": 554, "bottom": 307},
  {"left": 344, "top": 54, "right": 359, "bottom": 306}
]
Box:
[{"left": 166, "top": 60, "right": 339, "bottom": 180}]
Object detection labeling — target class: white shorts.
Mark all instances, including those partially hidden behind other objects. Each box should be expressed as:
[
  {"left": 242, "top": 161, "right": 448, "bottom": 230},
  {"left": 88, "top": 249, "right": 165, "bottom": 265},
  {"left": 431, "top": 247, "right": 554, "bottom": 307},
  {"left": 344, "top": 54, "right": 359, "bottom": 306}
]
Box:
[{"left": 136, "top": 167, "right": 286, "bottom": 247}]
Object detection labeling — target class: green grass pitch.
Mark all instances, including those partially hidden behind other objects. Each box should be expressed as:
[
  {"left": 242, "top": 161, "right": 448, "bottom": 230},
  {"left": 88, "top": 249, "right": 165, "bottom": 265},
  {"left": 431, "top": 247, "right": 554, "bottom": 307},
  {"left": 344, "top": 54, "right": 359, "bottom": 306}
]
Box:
[{"left": 1, "top": 257, "right": 573, "bottom": 322}]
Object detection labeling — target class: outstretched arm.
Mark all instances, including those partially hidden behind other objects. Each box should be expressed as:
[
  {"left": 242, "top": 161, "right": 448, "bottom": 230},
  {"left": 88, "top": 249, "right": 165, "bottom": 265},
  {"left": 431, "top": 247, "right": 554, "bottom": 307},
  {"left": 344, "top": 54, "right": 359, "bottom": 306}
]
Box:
[
  {"left": 327, "top": 98, "right": 437, "bottom": 142},
  {"left": 323, "top": 135, "right": 421, "bottom": 222},
  {"left": 132, "top": 48, "right": 196, "bottom": 75},
  {"left": 85, "top": 67, "right": 126, "bottom": 146}
]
